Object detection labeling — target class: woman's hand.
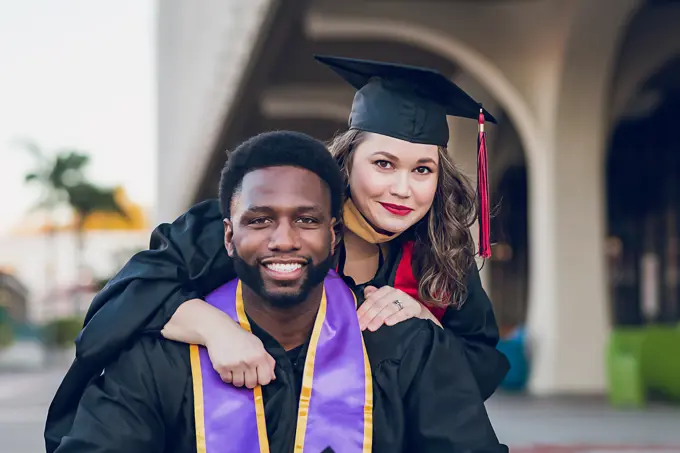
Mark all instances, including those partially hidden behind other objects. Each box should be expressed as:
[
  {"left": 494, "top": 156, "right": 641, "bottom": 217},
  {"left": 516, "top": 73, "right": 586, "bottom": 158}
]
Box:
[
  {"left": 358, "top": 285, "right": 442, "bottom": 331},
  {"left": 162, "top": 298, "right": 276, "bottom": 388},
  {"left": 204, "top": 322, "right": 277, "bottom": 389}
]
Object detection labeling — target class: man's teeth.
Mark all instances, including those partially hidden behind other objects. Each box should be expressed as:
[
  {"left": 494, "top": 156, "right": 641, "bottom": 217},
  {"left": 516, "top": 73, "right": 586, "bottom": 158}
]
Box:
[{"left": 266, "top": 263, "right": 302, "bottom": 273}]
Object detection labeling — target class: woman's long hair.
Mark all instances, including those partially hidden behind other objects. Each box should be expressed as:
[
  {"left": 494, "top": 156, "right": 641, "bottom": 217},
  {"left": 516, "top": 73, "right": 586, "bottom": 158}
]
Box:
[{"left": 328, "top": 129, "right": 477, "bottom": 309}]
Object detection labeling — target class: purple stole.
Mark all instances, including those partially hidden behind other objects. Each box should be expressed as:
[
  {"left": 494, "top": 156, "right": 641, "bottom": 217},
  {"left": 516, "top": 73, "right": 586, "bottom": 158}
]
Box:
[{"left": 189, "top": 270, "right": 373, "bottom": 453}]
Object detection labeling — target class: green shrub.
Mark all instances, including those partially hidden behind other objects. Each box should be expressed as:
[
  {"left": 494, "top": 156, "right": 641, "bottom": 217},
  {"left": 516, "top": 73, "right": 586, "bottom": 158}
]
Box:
[
  {"left": 42, "top": 317, "right": 83, "bottom": 349},
  {"left": 0, "top": 321, "right": 13, "bottom": 348}
]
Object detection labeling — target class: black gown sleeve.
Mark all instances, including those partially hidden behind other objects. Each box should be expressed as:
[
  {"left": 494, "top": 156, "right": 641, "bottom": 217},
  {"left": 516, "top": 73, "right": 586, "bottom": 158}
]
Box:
[
  {"left": 52, "top": 337, "right": 187, "bottom": 453},
  {"left": 442, "top": 264, "right": 510, "bottom": 400},
  {"left": 45, "top": 199, "right": 232, "bottom": 453},
  {"left": 400, "top": 324, "right": 509, "bottom": 452}
]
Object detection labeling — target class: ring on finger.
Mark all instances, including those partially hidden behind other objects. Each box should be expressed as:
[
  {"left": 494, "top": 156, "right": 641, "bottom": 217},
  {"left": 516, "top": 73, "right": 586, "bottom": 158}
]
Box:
[{"left": 393, "top": 299, "right": 404, "bottom": 310}]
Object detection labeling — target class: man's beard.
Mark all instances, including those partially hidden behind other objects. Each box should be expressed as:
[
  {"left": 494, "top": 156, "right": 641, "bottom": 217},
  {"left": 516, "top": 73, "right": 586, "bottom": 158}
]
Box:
[{"left": 231, "top": 248, "right": 334, "bottom": 309}]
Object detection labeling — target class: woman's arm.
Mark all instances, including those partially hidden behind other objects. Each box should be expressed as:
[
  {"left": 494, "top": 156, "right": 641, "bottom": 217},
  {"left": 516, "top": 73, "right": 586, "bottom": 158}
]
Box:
[
  {"left": 76, "top": 199, "right": 231, "bottom": 365},
  {"left": 440, "top": 264, "right": 510, "bottom": 400},
  {"left": 162, "top": 298, "right": 277, "bottom": 388}
]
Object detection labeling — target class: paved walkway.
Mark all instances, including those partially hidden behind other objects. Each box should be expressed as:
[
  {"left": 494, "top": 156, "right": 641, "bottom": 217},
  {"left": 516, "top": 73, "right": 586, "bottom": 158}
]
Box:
[
  {"left": 0, "top": 367, "right": 67, "bottom": 453},
  {"left": 0, "top": 341, "right": 48, "bottom": 371},
  {"left": 1, "top": 365, "right": 679, "bottom": 453},
  {"left": 487, "top": 393, "right": 680, "bottom": 451}
]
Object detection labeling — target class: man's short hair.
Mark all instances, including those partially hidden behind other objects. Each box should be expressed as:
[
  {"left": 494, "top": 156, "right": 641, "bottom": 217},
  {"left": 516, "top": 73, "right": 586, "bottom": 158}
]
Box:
[{"left": 218, "top": 130, "right": 344, "bottom": 220}]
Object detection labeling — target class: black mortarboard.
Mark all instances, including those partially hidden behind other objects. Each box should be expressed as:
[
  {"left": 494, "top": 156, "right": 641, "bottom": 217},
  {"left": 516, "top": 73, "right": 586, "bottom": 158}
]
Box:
[
  {"left": 313, "top": 54, "right": 496, "bottom": 147},
  {"left": 314, "top": 54, "right": 494, "bottom": 258}
]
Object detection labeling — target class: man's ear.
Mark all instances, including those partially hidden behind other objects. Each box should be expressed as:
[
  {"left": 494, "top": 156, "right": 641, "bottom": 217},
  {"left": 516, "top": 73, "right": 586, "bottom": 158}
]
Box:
[{"left": 224, "top": 219, "right": 235, "bottom": 257}]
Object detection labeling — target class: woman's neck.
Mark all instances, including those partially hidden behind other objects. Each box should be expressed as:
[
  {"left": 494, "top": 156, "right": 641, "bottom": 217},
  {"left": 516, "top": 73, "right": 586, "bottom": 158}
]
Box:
[{"left": 342, "top": 227, "right": 382, "bottom": 285}]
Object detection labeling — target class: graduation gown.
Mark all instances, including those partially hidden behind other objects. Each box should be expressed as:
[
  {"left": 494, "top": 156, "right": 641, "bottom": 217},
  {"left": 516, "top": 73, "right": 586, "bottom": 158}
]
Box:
[
  {"left": 45, "top": 199, "right": 509, "bottom": 453},
  {"left": 53, "top": 313, "right": 507, "bottom": 453}
]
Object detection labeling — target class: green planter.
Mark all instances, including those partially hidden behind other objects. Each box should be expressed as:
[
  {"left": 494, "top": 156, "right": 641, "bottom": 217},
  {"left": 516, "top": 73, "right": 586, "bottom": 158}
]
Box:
[{"left": 606, "top": 326, "right": 680, "bottom": 407}]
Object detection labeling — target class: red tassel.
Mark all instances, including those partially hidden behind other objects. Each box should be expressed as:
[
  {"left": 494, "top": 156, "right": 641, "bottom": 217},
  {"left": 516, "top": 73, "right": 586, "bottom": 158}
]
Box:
[{"left": 477, "top": 108, "right": 491, "bottom": 258}]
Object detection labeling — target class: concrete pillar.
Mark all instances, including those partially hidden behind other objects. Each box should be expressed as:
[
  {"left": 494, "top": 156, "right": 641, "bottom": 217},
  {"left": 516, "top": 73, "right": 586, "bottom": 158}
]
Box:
[
  {"left": 525, "top": 0, "right": 641, "bottom": 394},
  {"left": 526, "top": 108, "right": 610, "bottom": 394}
]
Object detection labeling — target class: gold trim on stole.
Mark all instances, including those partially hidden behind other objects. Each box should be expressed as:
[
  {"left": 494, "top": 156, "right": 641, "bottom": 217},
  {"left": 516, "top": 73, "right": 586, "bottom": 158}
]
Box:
[
  {"left": 293, "top": 287, "right": 328, "bottom": 452},
  {"left": 190, "top": 345, "right": 207, "bottom": 453},
  {"left": 235, "top": 281, "right": 271, "bottom": 453},
  {"left": 352, "top": 291, "right": 374, "bottom": 453},
  {"left": 190, "top": 281, "right": 271, "bottom": 453}
]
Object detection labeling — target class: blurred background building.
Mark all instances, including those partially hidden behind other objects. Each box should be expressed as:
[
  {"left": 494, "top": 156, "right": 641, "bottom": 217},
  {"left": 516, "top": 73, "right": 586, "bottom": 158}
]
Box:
[
  {"left": 0, "top": 189, "right": 150, "bottom": 323},
  {"left": 0, "top": 0, "right": 156, "bottom": 380},
  {"left": 156, "top": 0, "right": 680, "bottom": 398}
]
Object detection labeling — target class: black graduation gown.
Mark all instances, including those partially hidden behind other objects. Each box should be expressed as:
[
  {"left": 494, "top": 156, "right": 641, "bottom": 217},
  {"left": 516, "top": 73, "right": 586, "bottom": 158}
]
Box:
[
  {"left": 53, "top": 314, "right": 507, "bottom": 453},
  {"left": 45, "top": 199, "right": 509, "bottom": 453}
]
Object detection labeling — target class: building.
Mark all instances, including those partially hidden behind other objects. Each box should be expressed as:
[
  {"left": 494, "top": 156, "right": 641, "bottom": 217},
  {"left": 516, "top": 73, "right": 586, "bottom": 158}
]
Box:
[
  {"left": 0, "top": 189, "right": 151, "bottom": 323},
  {"left": 156, "top": 0, "right": 680, "bottom": 395}
]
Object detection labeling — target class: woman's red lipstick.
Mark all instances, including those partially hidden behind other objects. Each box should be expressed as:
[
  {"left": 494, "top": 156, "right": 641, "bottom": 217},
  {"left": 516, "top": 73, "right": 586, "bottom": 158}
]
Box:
[{"left": 379, "top": 202, "right": 413, "bottom": 216}]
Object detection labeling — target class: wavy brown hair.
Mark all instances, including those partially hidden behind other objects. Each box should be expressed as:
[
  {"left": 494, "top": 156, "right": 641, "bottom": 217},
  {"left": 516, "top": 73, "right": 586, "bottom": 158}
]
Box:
[{"left": 328, "top": 129, "right": 478, "bottom": 309}]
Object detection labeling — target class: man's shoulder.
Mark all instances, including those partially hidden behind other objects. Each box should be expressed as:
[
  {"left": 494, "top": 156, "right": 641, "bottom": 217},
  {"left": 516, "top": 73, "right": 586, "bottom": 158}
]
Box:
[
  {"left": 112, "top": 334, "right": 191, "bottom": 375},
  {"left": 362, "top": 318, "right": 435, "bottom": 364},
  {"left": 106, "top": 335, "right": 192, "bottom": 411}
]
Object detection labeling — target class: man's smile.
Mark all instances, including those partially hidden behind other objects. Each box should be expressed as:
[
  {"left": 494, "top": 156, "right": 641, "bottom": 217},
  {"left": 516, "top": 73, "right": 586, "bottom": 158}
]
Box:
[{"left": 260, "top": 257, "right": 308, "bottom": 282}]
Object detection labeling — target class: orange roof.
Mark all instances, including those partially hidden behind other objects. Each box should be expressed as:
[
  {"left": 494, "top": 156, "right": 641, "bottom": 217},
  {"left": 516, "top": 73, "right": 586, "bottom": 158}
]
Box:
[
  {"left": 9, "top": 187, "right": 149, "bottom": 236},
  {"left": 77, "top": 187, "right": 148, "bottom": 231}
]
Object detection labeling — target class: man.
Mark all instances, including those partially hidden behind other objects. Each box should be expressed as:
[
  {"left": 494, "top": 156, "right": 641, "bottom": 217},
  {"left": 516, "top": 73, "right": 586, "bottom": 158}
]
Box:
[{"left": 53, "top": 131, "right": 507, "bottom": 452}]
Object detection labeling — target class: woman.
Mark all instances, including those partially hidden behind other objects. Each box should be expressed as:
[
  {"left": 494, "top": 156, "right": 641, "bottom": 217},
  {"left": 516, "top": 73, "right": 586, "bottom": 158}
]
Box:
[{"left": 46, "top": 56, "right": 508, "bottom": 452}]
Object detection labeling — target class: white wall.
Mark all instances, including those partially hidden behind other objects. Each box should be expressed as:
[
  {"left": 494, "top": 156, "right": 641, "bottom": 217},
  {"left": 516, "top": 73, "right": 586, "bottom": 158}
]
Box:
[{"left": 156, "top": 0, "right": 272, "bottom": 223}]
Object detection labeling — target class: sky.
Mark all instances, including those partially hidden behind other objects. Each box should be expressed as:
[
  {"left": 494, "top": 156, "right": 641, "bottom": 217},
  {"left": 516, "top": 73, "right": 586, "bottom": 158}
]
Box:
[{"left": 0, "top": 0, "right": 155, "bottom": 235}]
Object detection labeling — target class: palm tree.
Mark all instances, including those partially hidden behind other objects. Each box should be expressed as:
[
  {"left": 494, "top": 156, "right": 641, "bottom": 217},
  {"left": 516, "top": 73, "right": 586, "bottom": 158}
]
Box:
[
  {"left": 66, "top": 182, "right": 128, "bottom": 288},
  {"left": 18, "top": 141, "right": 127, "bottom": 314},
  {"left": 18, "top": 141, "right": 88, "bottom": 300},
  {"left": 19, "top": 140, "right": 93, "bottom": 217}
]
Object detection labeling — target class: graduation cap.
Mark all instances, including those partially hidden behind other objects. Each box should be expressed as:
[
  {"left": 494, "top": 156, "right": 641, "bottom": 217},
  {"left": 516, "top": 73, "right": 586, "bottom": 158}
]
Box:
[{"left": 314, "top": 55, "right": 493, "bottom": 258}]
